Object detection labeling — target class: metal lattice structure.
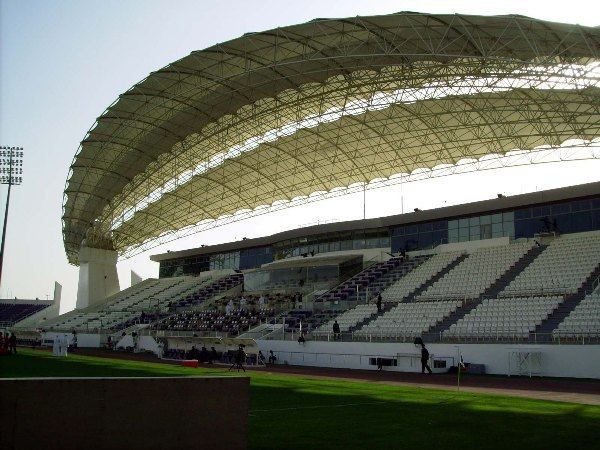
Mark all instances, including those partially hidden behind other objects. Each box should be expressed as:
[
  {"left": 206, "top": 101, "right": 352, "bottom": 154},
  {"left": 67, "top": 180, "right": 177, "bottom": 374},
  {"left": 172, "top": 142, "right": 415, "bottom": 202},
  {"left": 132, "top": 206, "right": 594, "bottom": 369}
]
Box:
[{"left": 63, "top": 12, "right": 600, "bottom": 265}]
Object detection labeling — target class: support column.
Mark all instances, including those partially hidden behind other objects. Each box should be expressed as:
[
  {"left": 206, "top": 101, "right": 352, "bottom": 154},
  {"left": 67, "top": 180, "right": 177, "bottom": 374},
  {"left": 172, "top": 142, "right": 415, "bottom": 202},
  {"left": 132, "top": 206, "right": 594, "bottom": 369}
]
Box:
[{"left": 76, "top": 247, "right": 120, "bottom": 310}]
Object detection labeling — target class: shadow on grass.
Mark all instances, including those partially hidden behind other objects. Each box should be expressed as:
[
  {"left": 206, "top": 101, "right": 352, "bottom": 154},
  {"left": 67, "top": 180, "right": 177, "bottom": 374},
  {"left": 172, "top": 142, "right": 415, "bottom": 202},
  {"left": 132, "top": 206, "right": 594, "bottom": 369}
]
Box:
[
  {"left": 248, "top": 379, "right": 600, "bottom": 450},
  {"left": 2, "top": 351, "right": 599, "bottom": 450}
]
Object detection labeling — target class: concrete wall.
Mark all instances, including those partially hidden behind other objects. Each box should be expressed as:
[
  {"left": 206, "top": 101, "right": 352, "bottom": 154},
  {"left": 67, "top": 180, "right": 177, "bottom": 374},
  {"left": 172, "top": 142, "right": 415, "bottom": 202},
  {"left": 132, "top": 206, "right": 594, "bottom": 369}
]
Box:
[
  {"left": 0, "top": 377, "right": 249, "bottom": 450},
  {"left": 258, "top": 339, "right": 600, "bottom": 379},
  {"left": 76, "top": 247, "right": 120, "bottom": 310},
  {"left": 42, "top": 332, "right": 101, "bottom": 348}
]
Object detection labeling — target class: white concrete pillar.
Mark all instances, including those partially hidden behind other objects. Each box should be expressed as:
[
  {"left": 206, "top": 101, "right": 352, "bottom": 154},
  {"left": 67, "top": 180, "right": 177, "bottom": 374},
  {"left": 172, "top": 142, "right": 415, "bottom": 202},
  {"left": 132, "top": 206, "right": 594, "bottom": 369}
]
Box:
[
  {"left": 131, "top": 270, "right": 143, "bottom": 286},
  {"left": 76, "top": 247, "right": 120, "bottom": 310}
]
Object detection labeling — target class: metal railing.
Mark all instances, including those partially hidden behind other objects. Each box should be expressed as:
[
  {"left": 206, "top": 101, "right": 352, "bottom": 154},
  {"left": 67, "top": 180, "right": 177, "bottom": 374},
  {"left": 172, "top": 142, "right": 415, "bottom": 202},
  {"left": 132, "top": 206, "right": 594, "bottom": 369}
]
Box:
[{"left": 265, "top": 329, "right": 600, "bottom": 345}]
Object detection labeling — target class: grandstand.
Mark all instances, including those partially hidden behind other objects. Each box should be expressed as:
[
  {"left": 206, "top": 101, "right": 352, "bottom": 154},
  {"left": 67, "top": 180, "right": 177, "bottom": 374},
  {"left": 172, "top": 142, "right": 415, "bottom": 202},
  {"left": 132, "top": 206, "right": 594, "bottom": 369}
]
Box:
[
  {"left": 7, "top": 11, "right": 595, "bottom": 379},
  {"left": 0, "top": 301, "right": 51, "bottom": 327},
  {"left": 41, "top": 273, "right": 244, "bottom": 333},
  {"left": 555, "top": 290, "right": 600, "bottom": 339}
]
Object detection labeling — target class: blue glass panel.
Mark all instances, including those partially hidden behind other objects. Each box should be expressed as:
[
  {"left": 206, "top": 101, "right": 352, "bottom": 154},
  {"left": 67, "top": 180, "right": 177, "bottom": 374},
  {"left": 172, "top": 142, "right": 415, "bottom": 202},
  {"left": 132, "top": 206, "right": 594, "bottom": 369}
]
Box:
[
  {"left": 514, "top": 208, "right": 531, "bottom": 220},
  {"left": 551, "top": 202, "right": 570, "bottom": 215},
  {"left": 418, "top": 222, "right": 433, "bottom": 232},
  {"left": 572, "top": 199, "right": 592, "bottom": 212},
  {"left": 572, "top": 211, "right": 592, "bottom": 232}
]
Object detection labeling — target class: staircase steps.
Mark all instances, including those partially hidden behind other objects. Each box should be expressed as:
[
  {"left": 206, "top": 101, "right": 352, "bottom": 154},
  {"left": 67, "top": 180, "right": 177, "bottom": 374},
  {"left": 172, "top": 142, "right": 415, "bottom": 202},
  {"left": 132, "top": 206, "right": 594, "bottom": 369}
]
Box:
[
  {"left": 483, "top": 244, "right": 546, "bottom": 299},
  {"left": 351, "top": 302, "right": 395, "bottom": 331},
  {"left": 356, "top": 255, "right": 430, "bottom": 302}
]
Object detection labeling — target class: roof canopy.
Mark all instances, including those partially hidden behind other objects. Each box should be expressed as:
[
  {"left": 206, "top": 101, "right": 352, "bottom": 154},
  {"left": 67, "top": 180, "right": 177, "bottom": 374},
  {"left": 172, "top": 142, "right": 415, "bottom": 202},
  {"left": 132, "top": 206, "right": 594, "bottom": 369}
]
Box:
[{"left": 63, "top": 12, "right": 600, "bottom": 264}]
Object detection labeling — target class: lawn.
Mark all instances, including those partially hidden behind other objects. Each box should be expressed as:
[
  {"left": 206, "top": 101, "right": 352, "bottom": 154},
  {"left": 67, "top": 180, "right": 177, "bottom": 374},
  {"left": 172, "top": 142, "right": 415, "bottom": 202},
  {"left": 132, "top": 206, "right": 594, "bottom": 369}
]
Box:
[{"left": 1, "top": 349, "right": 599, "bottom": 449}]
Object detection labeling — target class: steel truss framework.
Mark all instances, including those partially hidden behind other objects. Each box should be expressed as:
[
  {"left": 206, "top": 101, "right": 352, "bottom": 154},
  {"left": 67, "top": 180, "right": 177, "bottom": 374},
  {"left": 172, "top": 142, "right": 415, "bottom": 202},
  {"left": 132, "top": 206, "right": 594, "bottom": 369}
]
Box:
[{"left": 63, "top": 12, "right": 600, "bottom": 265}]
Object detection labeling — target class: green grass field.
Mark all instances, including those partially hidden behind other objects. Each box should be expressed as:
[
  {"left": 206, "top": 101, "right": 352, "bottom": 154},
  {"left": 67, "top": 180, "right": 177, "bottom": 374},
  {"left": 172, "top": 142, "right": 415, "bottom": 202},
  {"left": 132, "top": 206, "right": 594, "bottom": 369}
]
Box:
[{"left": 1, "top": 349, "right": 599, "bottom": 449}]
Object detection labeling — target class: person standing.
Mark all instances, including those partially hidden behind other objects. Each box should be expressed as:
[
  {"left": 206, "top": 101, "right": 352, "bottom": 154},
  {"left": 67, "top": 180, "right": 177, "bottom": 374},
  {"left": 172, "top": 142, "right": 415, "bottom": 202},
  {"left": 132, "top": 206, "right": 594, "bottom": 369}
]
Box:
[
  {"left": 332, "top": 320, "right": 341, "bottom": 341},
  {"left": 209, "top": 346, "right": 218, "bottom": 364},
  {"left": 420, "top": 343, "right": 432, "bottom": 374},
  {"left": 376, "top": 293, "right": 382, "bottom": 313},
  {"left": 9, "top": 332, "right": 17, "bottom": 354},
  {"left": 229, "top": 344, "right": 246, "bottom": 372},
  {"left": 52, "top": 335, "right": 60, "bottom": 356}
]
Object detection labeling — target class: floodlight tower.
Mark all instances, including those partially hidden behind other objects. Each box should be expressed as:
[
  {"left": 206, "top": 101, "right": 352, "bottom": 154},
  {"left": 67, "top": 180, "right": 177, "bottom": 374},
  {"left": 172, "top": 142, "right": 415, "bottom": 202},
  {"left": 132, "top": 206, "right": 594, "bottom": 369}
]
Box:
[{"left": 0, "top": 146, "right": 24, "bottom": 287}]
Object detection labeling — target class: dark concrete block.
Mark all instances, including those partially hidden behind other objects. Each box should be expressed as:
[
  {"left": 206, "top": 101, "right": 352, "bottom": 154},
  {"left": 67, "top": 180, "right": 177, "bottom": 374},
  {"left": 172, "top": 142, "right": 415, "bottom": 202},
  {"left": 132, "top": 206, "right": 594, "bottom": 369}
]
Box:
[{"left": 0, "top": 376, "right": 249, "bottom": 450}]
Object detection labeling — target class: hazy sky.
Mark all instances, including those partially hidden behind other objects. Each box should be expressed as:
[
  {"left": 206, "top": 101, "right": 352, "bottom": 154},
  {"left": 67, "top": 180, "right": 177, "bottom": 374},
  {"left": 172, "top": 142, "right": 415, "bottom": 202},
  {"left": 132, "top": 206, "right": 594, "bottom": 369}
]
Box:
[{"left": 1, "top": 0, "right": 599, "bottom": 313}]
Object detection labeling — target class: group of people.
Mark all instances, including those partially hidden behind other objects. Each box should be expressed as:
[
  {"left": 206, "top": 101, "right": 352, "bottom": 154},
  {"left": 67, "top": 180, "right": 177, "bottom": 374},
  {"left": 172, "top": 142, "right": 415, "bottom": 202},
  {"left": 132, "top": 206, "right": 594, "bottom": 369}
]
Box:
[
  {"left": 52, "top": 334, "right": 70, "bottom": 357},
  {"left": 0, "top": 331, "right": 17, "bottom": 355},
  {"left": 187, "top": 345, "right": 219, "bottom": 364}
]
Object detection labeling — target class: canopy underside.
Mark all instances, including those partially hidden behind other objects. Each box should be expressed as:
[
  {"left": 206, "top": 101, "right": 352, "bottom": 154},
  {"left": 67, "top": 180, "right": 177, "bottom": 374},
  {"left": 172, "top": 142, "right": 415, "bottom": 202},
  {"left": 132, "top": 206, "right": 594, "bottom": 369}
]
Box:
[{"left": 62, "top": 12, "right": 600, "bottom": 264}]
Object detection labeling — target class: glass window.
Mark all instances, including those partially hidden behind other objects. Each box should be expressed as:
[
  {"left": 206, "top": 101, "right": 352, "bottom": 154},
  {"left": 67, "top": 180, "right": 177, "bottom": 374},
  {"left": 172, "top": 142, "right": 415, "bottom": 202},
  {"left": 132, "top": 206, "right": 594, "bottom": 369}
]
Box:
[
  {"left": 551, "top": 202, "right": 570, "bottom": 215},
  {"left": 470, "top": 226, "right": 480, "bottom": 240},
  {"left": 459, "top": 218, "right": 469, "bottom": 228},
  {"left": 480, "top": 215, "right": 491, "bottom": 225},
  {"left": 503, "top": 211, "right": 514, "bottom": 222},
  {"left": 592, "top": 210, "right": 600, "bottom": 229},
  {"left": 448, "top": 219, "right": 459, "bottom": 230},
  {"left": 448, "top": 228, "right": 459, "bottom": 243},
  {"left": 532, "top": 207, "right": 542, "bottom": 218},
  {"left": 433, "top": 220, "right": 448, "bottom": 231},
  {"left": 554, "top": 214, "right": 571, "bottom": 234},
  {"left": 380, "top": 236, "right": 390, "bottom": 248},
  {"left": 340, "top": 239, "right": 352, "bottom": 251},
  {"left": 418, "top": 222, "right": 433, "bottom": 232},
  {"left": 459, "top": 228, "right": 469, "bottom": 242},
  {"left": 392, "top": 226, "right": 404, "bottom": 236},
  {"left": 592, "top": 198, "right": 600, "bottom": 209},
  {"left": 329, "top": 241, "right": 340, "bottom": 252},
  {"left": 432, "top": 230, "right": 448, "bottom": 246},
  {"left": 572, "top": 211, "right": 592, "bottom": 232},
  {"left": 418, "top": 233, "right": 434, "bottom": 249},
  {"left": 504, "top": 221, "right": 515, "bottom": 238},
  {"left": 572, "top": 199, "right": 592, "bottom": 212},
  {"left": 469, "top": 216, "right": 480, "bottom": 226},
  {"left": 514, "top": 208, "right": 530, "bottom": 220},
  {"left": 481, "top": 224, "right": 492, "bottom": 239},
  {"left": 365, "top": 237, "right": 380, "bottom": 249},
  {"left": 405, "top": 224, "right": 418, "bottom": 234},
  {"left": 492, "top": 222, "right": 503, "bottom": 234}
]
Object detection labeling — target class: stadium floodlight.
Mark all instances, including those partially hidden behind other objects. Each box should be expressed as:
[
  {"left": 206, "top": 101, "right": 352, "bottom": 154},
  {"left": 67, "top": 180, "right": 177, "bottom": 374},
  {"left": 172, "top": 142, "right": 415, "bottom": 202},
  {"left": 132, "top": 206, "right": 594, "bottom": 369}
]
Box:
[{"left": 0, "top": 146, "right": 25, "bottom": 287}]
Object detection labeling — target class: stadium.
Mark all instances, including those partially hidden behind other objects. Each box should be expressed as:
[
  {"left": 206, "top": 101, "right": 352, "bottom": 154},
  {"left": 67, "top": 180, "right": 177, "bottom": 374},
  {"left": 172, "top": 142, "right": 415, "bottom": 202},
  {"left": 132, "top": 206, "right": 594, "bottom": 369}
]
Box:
[{"left": 2, "top": 10, "right": 600, "bottom": 450}]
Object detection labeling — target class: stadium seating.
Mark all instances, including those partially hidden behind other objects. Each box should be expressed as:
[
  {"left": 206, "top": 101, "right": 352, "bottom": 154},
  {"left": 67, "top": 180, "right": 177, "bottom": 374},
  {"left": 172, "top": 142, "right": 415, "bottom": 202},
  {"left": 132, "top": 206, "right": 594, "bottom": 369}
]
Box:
[
  {"left": 554, "top": 291, "right": 600, "bottom": 338},
  {"left": 45, "top": 274, "right": 242, "bottom": 332},
  {"left": 354, "top": 301, "right": 461, "bottom": 338},
  {"left": 0, "top": 302, "right": 49, "bottom": 326},
  {"left": 174, "top": 274, "right": 244, "bottom": 308},
  {"left": 159, "top": 308, "right": 277, "bottom": 335},
  {"left": 417, "top": 243, "right": 534, "bottom": 300},
  {"left": 316, "top": 256, "right": 410, "bottom": 304},
  {"left": 315, "top": 304, "right": 378, "bottom": 333},
  {"left": 382, "top": 252, "right": 462, "bottom": 301},
  {"left": 445, "top": 296, "right": 563, "bottom": 339},
  {"left": 500, "top": 233, "right": 600, "bottom": 296}
]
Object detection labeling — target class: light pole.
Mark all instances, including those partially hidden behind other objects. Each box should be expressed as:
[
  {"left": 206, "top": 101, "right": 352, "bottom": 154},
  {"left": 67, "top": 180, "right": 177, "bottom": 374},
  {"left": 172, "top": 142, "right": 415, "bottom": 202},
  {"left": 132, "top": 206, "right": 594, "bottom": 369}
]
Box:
[{"left": 0, "top": 146, "right": 24, "bottom": 288}]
